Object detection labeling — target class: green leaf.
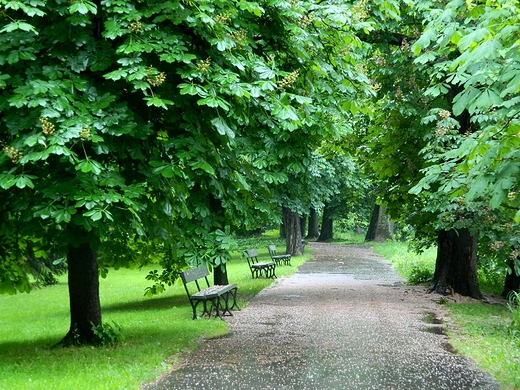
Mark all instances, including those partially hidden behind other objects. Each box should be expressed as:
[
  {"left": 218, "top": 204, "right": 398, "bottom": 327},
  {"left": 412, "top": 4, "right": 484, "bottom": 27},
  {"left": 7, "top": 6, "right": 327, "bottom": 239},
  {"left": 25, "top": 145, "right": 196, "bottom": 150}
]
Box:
[
  {"left": 0, "top": 173, "right": 17, "bottom": 189},
  {"left": 211, "top": 117, "right": 235, "bottom": 138},
  {"left": 0, "top": 21, "right": 38, "bottom": 35},
  {"left": 253, "top": 61, "right": 276, "bottom": 79},
  {"left": 84, "top": 209, "right": 103, "bottom": 221},
  {"left": 145, "top": 97, "right": 173, "bottom": 109},
  {"left": 53, "top": 208, "right": 72, "bottom": 223},
  {"left": 458, "top": 28, "right": 490, "bottom": 51},
  {"left": 197, "top": 96, "right": 230, "bottom": 111},
  {"left": 104, "top": 69, "right": 128, "bottom": 81},
  {"left": 47, "top": 145, "right": 74, "bottom": 156},
  {"left": 151, "top": 163, "right": 182, "bottom": 178},
  {"left": 469, "top": 89, "right": 503, "bottom": 113},
  {"left": 76, "top": 160, "right": 103, "bottom": 174},
  {"left": 24, "top": 134, "right": 45, "bottom": 147},
  {"left": 190, "top": 160, "right": 215, "bottom": 175},
  {"left": 452, "top": 88, "right": 480, "bottom": 116},
  {"left": 15, "top": 175, "right": 35, "bottom": 189},
  {"left": 466, "top": 176, "right": 489, "bottom": 200},
  {"left": 273, "top": 105, "right": 299, "bottom": 121},
  {"left": 179, "top": 83, "right": 201, "bottom": 96},
  {"left": 69, "top": 0, "right": 97, "bottom": 15}
]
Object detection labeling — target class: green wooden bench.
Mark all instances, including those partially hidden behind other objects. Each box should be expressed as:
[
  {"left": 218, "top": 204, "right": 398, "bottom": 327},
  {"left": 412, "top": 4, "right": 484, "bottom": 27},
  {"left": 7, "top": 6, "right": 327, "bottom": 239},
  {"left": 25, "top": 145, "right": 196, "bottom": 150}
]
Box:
[
  {"left": 267, "top": 244, "right": 292, "bottom": 266},
  {"left": 179, "top": 265, "right": 238, "bottom": 319},
  {"left": 243, "top": 249, "right": 276, "bottom": 279}
]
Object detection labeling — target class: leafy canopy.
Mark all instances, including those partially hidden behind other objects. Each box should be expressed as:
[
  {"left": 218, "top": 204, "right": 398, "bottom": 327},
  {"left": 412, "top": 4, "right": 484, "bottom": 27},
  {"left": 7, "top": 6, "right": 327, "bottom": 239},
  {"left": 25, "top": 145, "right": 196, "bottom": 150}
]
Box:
[{"left": 0, "top": 0, "right": 402, "bottom": 293}]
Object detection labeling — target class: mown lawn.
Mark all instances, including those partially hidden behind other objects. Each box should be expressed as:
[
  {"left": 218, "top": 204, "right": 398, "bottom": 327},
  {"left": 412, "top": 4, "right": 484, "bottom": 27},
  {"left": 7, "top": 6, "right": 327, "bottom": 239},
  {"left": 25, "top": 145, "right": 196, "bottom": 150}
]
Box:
[{"left": 0, "top": 240, "right": 310, "bottom": 390}]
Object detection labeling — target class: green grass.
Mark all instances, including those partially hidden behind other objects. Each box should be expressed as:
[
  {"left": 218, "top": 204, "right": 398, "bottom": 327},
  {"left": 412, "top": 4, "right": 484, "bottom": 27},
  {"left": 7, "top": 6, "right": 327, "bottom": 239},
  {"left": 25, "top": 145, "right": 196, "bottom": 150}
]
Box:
[
  {"left": 447, "top": 303, "right": 520, "bottom": 390},
  {"left": 0, "top": 238, "right": 311, "bottom": 390},
  {"left": 372, "top": 240, "right": 436, "bottom": 284},
  {"left": 373, "top": 240, "right": 520, "bottom": 390}
]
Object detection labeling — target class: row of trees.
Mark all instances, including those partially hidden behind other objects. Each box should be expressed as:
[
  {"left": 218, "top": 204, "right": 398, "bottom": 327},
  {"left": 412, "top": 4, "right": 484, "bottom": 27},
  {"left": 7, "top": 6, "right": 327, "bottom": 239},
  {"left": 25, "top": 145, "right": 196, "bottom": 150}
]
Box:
[
  {"left": 0, "top": 0, "right": 394, "bottom": 344},
  {"left": 1, "top": 0, "right": 519, "bottom": 345},
  {"left": 357, "top": 0, "right": 520, "bottom": 298}
]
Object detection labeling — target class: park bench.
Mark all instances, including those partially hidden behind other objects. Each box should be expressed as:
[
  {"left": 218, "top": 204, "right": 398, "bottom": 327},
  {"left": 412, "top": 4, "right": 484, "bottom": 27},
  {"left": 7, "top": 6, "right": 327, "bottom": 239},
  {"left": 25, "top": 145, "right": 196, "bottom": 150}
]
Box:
[
  {"left": 267, "top": 245, "right": 292, "bottom": 266},
  {"left": 243, "top": 249, "right": 277, "bottom": 279},
  {"left": 179, "top": 265, "right": 238, "bottom": 320}
]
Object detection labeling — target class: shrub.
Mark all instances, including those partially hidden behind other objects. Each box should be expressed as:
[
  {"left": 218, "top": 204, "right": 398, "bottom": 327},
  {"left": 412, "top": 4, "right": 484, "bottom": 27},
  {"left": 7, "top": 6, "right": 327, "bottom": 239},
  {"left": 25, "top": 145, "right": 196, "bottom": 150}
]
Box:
[
  {"left": 408, "top": 265, "right": 434, "bottom": 284},
  {"left": 91, "top": 321, "right": 124, "bottom": 347}
]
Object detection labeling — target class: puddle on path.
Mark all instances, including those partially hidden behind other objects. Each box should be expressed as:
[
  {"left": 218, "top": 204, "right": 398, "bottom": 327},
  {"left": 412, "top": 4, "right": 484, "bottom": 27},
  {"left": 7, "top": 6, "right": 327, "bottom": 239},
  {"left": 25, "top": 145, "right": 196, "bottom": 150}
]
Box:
[
  {"left": 419, "top": 311, "right": 459, "bottom": 354},
  {"left": 422, "top": 311, "right": 443, "bottom": 324},
  {"left": 420, "top": 311, "right": 445, "bottom": 336}
]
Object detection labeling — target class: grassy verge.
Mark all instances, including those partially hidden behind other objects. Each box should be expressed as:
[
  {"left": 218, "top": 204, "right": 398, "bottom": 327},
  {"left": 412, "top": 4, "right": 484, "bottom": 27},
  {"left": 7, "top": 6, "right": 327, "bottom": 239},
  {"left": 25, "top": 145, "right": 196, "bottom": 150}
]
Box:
[
  {"left": 446, "top": 302, "right": 520, "bottom": 390},
  {"left": 0, "top": 237, "right": 311, "bottom": 390},
  {"left": 373, "top": 240, "right": 520, "bottom": 390}
]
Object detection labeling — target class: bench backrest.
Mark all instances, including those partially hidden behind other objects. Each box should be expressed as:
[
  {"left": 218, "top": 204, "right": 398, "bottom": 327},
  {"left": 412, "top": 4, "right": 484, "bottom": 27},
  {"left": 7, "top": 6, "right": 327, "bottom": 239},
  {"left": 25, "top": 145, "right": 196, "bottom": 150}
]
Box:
[
  {"left": 180, "top": 265, "right": 210, "bottom": 283},
  {"left": 179, "top": 266, "right": 211, "bottom": 294},
  {"left": 267, "top": 245, "right": 278, "bottom": 257},
  {"left": 243, "top": 249, "right": 259, "bottom": 265}
]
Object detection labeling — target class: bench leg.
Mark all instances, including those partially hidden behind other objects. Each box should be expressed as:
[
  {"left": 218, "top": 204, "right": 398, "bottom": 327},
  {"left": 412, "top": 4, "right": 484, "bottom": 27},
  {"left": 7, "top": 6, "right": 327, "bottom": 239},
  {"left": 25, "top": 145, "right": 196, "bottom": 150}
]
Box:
[
  {"left": 219, "top": 288, "right": 239, "bottom": 317},
  {"left": 263, "top": 264, "right": 276, "bottom": 278},
  {"left": 252, "top": 267, "right": 261, "bottom": 279},
  {"left": 191, "top": 300, "right": 203, "bottom": 320},
  {"left": 201, "top": 299, "right": 211, "bottom": 318},
  {"left": 228, "top": 288, "right": 239, "bottom": 311}
]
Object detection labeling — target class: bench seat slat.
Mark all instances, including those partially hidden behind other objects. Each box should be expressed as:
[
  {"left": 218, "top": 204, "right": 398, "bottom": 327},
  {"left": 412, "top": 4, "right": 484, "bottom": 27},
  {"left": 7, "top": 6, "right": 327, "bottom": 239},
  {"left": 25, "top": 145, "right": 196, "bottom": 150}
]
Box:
[{"left": 191, "top": 284, "right": 237, "bottom": 299}]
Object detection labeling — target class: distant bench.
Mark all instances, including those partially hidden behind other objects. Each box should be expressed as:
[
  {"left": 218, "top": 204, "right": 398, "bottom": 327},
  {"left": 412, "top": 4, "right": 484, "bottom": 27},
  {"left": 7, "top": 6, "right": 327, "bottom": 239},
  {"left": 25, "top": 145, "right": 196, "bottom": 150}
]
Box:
[
  {"left": 267, "top": 244, "right": 292, "bottom": 266},
  {"left": 243, "top": 249, "right": 276, "bottom": 279},
  {"left": 179, "top": 265, "right": 238, "bottom": 319}
]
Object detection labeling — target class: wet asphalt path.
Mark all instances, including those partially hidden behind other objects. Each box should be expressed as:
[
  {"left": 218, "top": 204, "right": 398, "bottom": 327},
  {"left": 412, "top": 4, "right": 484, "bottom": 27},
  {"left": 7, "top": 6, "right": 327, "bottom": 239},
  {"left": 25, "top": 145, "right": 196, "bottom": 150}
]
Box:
[{"left": 142, "top": 243, "right": 500, "bottom": 390}]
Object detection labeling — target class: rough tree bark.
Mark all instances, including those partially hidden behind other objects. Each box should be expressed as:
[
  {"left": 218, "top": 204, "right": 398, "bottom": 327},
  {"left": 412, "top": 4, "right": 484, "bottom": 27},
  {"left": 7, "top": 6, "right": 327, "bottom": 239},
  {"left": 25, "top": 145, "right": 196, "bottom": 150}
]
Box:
[
  {"left": 502, "top": 259, "right": 520, "bottom": 297},
  {"left": 279, "top": 222, "right": 285, "bottom": 239},
  {"left": 59, "top": 242, "right": 102, "bottom": 346},
  {"left": 317, "top": 204, "right": 333, "bottom": 242},
  {"left": 300, "top": 216, "right": 306, "bottom": 237},
  {"left": 428, "top": 229, "right": 482, "bottom": 299},
  {"left": 306, "top": 208, "right": 319, "bottom": 239},
  {"left": 209, "top": 194, "right": 229, "bottom": 285},
  {"left": 214, "top": 263, "right": 228, "bottom": 285},
  {"left": 365, "top": 204, "right": 393, "bottom": 242},
  {"left": 283, "top": 207, "right": 303, "bottom": 256}
]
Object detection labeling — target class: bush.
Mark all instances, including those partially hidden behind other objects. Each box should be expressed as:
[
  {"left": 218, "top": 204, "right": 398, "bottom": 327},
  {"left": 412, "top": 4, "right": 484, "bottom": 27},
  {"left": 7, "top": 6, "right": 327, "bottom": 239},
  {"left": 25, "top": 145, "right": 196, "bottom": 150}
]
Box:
[
  {"left": 373, "top": 241, "right": 436, "bottom": 285},
  {"left": 91, "top": 321, "right": 124, "bottom": 347},
  {"left": 408, "top": 265, "right": 434, "bottom": 284},
  {"left": 477, "top": 265, "right": 505, "bottom": 295}
]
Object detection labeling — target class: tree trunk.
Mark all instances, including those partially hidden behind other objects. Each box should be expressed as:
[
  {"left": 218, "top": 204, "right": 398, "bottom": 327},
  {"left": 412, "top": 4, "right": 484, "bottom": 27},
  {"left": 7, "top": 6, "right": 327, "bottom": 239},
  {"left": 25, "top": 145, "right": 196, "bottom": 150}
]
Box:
[
  {"left": 502, "top": 259, "right": 520, "bottom": 297},
  {"left": 317, "top": 204, "right": 333, "bottom": 242},
  {"left": 428, "top": 229, "right": 482, "bottom": 299},
  {"left": 283, "top": 207, "right": 303, "bottom": 256},
  {"left": 365, "top": 204, "right": 393, "bottom": 242},
  {"left": 279, "top": 222, "right": 285, "bottom": 239},
  {"left": 214, "top": 263, "right": 229, "bottom": 285},
  {"left": 306, "top": 208, "right": 319, "bottom": 239},
  {"left": 300, "top": 216, "right": 306, "bottom": 237},
  {"left": 208, "top": 194, "right": 229, "bottom": 285},
  {"left": 59, "top": 242, "right": 101, "bottom": 346}
]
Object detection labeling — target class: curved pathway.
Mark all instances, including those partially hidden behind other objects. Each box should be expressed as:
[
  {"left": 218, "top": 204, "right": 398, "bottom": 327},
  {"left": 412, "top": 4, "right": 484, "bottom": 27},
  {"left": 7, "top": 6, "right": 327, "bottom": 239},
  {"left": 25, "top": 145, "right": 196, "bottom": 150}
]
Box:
[{"left": 143, "top": 242, "right": 499, "bottom": 390}]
